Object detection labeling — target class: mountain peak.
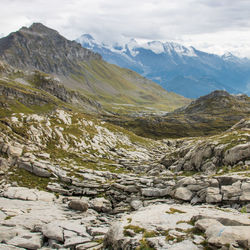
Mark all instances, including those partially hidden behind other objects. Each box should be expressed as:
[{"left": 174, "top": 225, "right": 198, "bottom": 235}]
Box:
[
  {"left": 19, "top": 22, "right": 59, "bottom": 36},
  {"left": 81, "top": 34, "right": 94, "bottom": 40},
  {"left": 0, "top": 23, "right": 101, "bottom": 75}
]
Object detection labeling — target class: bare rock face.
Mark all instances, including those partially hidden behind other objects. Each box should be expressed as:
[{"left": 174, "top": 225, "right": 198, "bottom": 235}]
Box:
[{"left": 0, "top": 23, "right": 101, "bottom": 75}]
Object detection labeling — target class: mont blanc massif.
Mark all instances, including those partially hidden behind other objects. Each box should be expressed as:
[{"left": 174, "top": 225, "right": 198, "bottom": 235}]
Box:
[{"left": 0, "top": 23, "right": 249, "bottom": 250}]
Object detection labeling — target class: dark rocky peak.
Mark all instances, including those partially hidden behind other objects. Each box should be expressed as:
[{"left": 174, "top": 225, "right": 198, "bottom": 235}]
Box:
[
  {"left": 19, "top": 23, "right": 59, "bottom": 36},
  {"left": 174, "top": 90, "right": 250, "bottom": 114},
  {"left": 0, "top": 23, "right": 101, "bottom": 75}
]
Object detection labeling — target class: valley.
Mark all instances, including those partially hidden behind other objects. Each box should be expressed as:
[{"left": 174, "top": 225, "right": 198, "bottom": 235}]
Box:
[{"left": 0, "top": 23, "right": 249, "bottom": 250}]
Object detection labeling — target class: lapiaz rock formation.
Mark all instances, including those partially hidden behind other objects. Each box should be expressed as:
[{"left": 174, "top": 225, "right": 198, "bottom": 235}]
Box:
[{"left": 0, "top": 23, "right": 249, "bottom": 250}]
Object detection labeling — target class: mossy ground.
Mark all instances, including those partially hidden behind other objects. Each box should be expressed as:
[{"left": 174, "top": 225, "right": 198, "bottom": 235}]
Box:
[{"left": 8, "top": 167, "right": 50, "bottom": 191}]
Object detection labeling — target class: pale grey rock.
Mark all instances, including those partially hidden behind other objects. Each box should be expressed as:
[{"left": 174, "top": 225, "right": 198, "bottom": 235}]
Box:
[
  {"left": 174, "top": 187, "right": 193, "bottom": 201},
  {"left": 0, "top": 244, "right": 25, "bottom": 250},
  {"left": 7, "top": 233, "right": 43, "bottom": 249},
  {"left": 192, "top": 235, "right": 205, "bottom": 245},
  {"left": 130, "top": 200, "right": 143, "bottom": 210},
  {"left": 206, "top": 224, "right": 250, "bottom": 248},
  {"left": 0, "top": 226, "right": 19, "bottom": 242},
  {"left": 32, "top": 165, "right": 51, "bottom": 177},
  {"left": 224, "top": 142, "right": 250, "bottom": 165},
  {"left": 89, "top": 198, "right": 112, "bottom": 213},
  {"left": 239, "top": 191, "right": 250, "bottom": 201},
  {"left": 3, "top": 187, "right": 55, "bottom": 202},
  {"left": 68, "top": 199, "right": 88, "bottom": 212},
  {"left": 242, "top": 182, "right": 250, "bottom": 192},
  {"left": 201, "top": 161, "right": 216, "bottom": 174},
  {"left": 42, "top": 222, "right": 64, "bottom": 242},
  {"left": 76, "top": 242, "right": 102, "bottom": 249},
  {"left": 141, "top": 187, "right": 170, "bottom": 197},
  {"left": 195, "top": 218, "right": 222, "bottom": 231},
  {"left": 64, "top": 236, "right": 91, "bottom": 248},
  {"left": 177, "top": 177, "right": 196, "bottom": 186},
  {"left": 87, "top": 227, "right": 108, "bottom": 236},
  {"left": 167, "top": 240, "right": 200, "bottom": 250},
  {"left": 191, "top": 145, "right": 213, "bottom": 169},
  {"left": 7, "top": 145, "right": 23, "bottom": 157},
  {"left": 104, "top": 203, "right": 250, "bottom": 250},
  {"left": 60, "top": 221, "right": 89, "bottom": 237},
  {"left": 206, "top": 187, "right": 222, "bottom": 203},
  {"left": 221, "top": 181, "right": 242, "bottom": 200}
]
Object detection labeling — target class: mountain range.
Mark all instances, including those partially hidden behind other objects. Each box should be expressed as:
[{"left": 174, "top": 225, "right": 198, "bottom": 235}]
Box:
[
  {"left": 77, "top": 34, "right": 250, "bottom": 98},
  {"left": 0, "top": 23, "right": 189, "bottom": 114}
]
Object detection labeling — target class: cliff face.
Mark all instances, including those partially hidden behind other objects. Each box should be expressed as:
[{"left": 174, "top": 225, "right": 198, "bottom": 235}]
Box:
[{"left": 0, "top": 23, "right": 101, "bottom": 75}]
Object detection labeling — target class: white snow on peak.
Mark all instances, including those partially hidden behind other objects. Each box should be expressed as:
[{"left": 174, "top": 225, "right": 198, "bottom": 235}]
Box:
[
  {"left": 76, "top": 34, "right": 198, "bottom": 58},
  {"left": 141, "top": 41, "right": 165, "bottom": 54},
  {"left": 76, "top": 34, "right": 96, "bottom": 49},
  {"left": 163, "top": 42, "right": 197, "bottom": 57},
  {"left": 126, "top": 39, "right": 140, "bottom": 57}
]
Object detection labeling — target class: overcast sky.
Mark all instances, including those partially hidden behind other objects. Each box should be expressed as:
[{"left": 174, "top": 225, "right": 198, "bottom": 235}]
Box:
[{"left": 1, "top": 0, "right": 250, "bottom": 57}]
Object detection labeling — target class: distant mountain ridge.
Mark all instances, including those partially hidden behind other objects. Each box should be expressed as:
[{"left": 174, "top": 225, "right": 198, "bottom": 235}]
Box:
[{"left": 77, "top": 34, "right": 250, "bottom": 98}]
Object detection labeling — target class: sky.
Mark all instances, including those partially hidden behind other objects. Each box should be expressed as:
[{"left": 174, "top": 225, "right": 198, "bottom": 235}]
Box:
[{"left": 0, "top": 0, "right": 250, "bottom": 57}]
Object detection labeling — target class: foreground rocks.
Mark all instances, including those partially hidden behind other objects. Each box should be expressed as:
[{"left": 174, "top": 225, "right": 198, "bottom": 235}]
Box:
[
  {"left": 104, "top": 204, "right": 250, "bottom": 250},
  {"left": 0, "top": 195, "right": 111, "bottom": 249},
  {"left": 0, "top": 189, "right": 249, "bottom": 250},
  {"left": 0, "top": 111, "right": 249, "bottom": 249}
]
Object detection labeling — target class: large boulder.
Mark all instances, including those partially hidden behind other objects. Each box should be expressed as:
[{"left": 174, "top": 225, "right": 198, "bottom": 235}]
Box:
[
  {"left": 68, "top": 199, "right": 88, "bottom": 212},
  {"left": 224, "top": 142, "right": 250, "bottom": 165},
  {"left": 89, "top": 197, "right": 112, "bottom": 213},
  {"left": 174, "top": 187, "right": 193, "bottom": 201},
  {"left": 205, "top": 187, "right": 222, "bottom": 203}
]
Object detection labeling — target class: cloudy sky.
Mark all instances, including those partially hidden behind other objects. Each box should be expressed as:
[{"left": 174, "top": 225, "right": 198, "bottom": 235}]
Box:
[{"left": 1, "top": 0, "right": 250, "bottom": 57}]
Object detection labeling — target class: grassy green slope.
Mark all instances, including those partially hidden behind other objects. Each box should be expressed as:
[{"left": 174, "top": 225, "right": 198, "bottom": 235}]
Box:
[{"left": 67, "top": 59, "right": 190, "bottom": 113}]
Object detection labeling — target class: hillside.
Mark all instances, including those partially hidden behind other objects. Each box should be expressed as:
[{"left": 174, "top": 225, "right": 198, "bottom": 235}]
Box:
[
  {"left": 77, "top": 34, "right": 250, "bottom": 98},
  {"left": 104, "top": 90, "right": 250, "bottom": 138},
  {"left": 0, "top": 23, "right": 189, "bottom": 113}
]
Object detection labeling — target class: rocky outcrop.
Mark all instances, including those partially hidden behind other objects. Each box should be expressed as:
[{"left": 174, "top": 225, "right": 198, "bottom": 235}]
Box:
[
  {"left": 161, "top": 119, "right": 250, "bottom": 173},
  {"left": 104, "top": 204, "right": 250, "bottom": 250},
  {"left": 32, "top": 71, "right": 101, "bottom": 110}
]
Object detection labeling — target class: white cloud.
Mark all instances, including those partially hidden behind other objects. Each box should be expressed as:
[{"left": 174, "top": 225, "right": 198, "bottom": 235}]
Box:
[{"left": 0, "top": 0, "right": 250, "bottom": 57}]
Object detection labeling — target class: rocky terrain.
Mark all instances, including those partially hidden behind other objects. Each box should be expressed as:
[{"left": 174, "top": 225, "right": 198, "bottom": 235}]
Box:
[
  {"left": 0, "top": 106, "right": 249, "bottom": 249},
  {"left": 0, "top": 23, "right": 249, "bottom": 250}
]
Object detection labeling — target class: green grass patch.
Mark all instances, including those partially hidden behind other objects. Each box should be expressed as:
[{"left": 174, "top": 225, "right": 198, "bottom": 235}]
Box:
[
  {"left": 8, "top": 167, "right": 50, "bottom": 191},
  {"left": 166, "top": 208, "right": 186, "bottom": 214}
]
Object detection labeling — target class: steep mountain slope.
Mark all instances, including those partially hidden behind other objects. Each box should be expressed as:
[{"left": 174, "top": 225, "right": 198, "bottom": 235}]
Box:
[
  {"left": 77, "top": 34, "right": 250, "bottom": 98},
  {"left": 104, "top": 90, "right": 250, "bottom": 138},
  {"left": 0, "top": 23, "right": 189, "bottom": 113}
]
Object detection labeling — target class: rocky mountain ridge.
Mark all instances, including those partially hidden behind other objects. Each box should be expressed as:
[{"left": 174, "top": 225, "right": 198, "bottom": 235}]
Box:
[
  {"left": 0, "top": 23, "right": 101, "bottom": 75},
  {"left": 0, "top": 23, "right": 189, "bottom": 114},
  {"left": 77, "top": 34, "right": 250, "bottom": 98}
]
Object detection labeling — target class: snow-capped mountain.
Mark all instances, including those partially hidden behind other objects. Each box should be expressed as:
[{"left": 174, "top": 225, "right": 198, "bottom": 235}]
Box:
[{"left": 76, "top": 34, "right": 250, "bottom": 98}]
